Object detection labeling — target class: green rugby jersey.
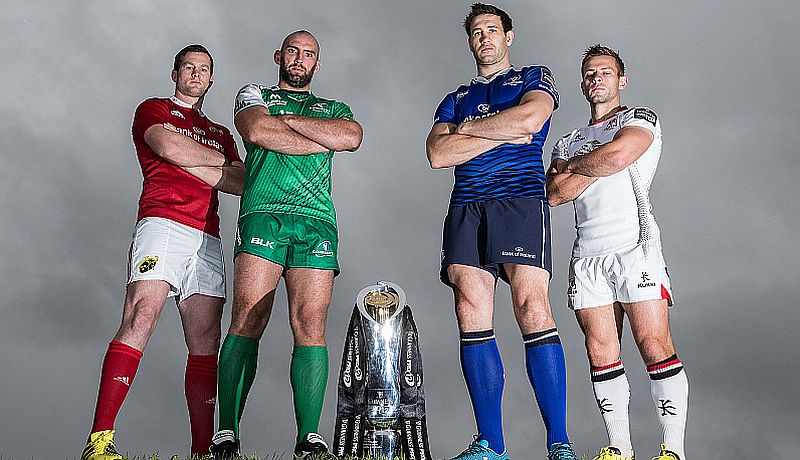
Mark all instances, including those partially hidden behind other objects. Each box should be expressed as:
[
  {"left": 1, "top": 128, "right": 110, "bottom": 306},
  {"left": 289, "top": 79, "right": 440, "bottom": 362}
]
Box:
[{"left": 233, "top": 84, "right": 355, "bottom": 226}]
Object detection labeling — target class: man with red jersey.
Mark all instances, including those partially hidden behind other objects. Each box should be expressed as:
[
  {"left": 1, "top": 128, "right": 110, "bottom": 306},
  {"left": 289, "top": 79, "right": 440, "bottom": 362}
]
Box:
[{"left": 81, "top": 44, "right": 244, "bottom": 460}]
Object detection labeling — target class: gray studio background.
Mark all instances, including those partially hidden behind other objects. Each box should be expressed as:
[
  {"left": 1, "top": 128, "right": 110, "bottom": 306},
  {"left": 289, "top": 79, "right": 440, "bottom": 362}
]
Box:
[{"left": 1, "top": 1, "right": 798, "bottom": 458}]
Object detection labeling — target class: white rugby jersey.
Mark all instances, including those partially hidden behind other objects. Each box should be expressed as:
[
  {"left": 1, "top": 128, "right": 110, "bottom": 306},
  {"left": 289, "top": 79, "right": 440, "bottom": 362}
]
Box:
[{"left": 552, "top": 106, "right": 662, "bottom": 258}]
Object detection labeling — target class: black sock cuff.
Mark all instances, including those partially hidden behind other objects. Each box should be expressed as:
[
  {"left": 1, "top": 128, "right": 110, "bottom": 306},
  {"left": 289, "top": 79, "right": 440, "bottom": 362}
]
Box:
[
  {"left": 522, "top": 328, "right": 561, "bottom": 348},
  {"left": 590, "top": 360, "right": 625, "bottom": 382},
  {"left": 460, "top": 329, "right": 495, "bottom": 346},
  {"left": 647, "top": 354, "right": 684, "bottom": 380}
]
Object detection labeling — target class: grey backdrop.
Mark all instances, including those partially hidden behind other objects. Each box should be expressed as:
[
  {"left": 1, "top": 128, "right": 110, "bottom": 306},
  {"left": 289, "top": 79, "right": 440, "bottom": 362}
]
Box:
[{"left": 1, "top": 1, "right": 798, "bottom": 459}]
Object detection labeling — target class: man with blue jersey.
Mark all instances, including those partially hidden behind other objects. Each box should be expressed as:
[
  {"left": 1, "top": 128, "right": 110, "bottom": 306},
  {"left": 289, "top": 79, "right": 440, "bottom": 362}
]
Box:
[{"left": 426, "top": 4, "right": 577, "bottom": 460}]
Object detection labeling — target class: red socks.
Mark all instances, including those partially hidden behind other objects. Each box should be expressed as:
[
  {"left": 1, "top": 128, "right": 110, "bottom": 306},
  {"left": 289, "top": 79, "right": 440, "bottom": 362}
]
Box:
[
  {"left": 91, "top": 341, "right": 142, "bottom": 432},
  {"left": 185, "top": 354, "right": 218, "bottom": 455}
]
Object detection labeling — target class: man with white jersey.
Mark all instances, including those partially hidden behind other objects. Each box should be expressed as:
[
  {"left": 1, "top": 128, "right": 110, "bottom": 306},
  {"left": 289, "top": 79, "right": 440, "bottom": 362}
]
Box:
[
  {"left": 81, "top": 44, "right": 244, "bottom": 460},
  {"left": 547, "top": 45, "right": 688, "bottom": 460}
]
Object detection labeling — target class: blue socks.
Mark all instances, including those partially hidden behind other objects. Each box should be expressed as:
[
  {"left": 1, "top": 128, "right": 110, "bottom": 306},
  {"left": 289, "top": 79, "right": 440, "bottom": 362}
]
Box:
[
  {"left": 460, "top": 330, "right": 505, "bottom": 453},
  {"left": 523, "top": 328, "right": 570, "bottom": 448}
]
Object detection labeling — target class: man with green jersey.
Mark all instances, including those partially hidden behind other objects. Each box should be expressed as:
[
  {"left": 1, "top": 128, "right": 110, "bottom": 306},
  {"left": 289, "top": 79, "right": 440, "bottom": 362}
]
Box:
[{"left": 210, "top": 30, "right": 363, "bottom": 459}]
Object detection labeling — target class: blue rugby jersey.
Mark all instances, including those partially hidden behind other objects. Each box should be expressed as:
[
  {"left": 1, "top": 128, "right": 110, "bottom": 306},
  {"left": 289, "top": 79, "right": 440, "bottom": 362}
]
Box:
[{"left": 433, "top": 66, "right": 559, "bottom": 206}]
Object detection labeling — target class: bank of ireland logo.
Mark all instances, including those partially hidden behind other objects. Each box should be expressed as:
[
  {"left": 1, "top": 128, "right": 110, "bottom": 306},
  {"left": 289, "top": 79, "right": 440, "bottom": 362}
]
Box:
[
  {"left": 312, "top": 240, "right": 334, "bottom": 258},
  {"left": 138, "top": 256, "right": 158, "bottom": 274}
]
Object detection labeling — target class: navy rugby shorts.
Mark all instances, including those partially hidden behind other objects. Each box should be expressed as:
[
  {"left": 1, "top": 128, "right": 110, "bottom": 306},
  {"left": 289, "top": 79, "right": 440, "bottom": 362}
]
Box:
[{"left": 440, "top": 196, "right": 552, "bottom": 285}]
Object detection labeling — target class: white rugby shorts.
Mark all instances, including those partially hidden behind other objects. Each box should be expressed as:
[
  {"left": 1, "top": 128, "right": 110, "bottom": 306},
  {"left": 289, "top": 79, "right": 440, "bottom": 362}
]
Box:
[
  {"left": 567, "top": 239, "right": 673, "bottom": 310},
  {"left": 127, "top": 217, "right": 226, "bottom": 302}
]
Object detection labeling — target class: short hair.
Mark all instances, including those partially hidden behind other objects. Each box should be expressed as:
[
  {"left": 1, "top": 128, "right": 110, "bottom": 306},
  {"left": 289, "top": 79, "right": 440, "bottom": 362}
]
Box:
[
  {"left": 463, "top": 3, "right": 513, "bottom": 35},
  {"left": 173, "top": 44, "right": 214, "bottom": 75},
  {"left": 581, "top": 44, "right": 625, "bottom": 76}
]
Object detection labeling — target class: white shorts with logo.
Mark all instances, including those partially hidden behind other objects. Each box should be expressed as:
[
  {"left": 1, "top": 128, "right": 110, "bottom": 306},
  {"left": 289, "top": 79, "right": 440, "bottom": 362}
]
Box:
[
  {"left": 567, "top": 239, "right": 673, "bottom": 310},
  {"left": 127, "top": 217, "right": 226, "bottom": 303}
]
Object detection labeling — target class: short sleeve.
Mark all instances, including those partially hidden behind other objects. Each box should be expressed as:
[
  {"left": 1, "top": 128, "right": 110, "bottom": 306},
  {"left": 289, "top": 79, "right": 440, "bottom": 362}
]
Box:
[
  {"left": 433, "top": 92, "right": 457, "bottom": 125},
  {"left": 522, "top": 66, "right": 559, "bottom": 110},
  {"left": 620, "top": 107, "right": 658, "bottom": 135},
  {"left": 234, "top": 84, "right": 267, "bottom": 116},
  {"left": 551, "top": 136, "right": 570, "bottom": 162},
  {"left": 132, "top": 99, "right": 169, "bottom": 138},
  {"left": 222, "top": 129, "right": 242, "bottom": 163},
  {"left": 331, "top": 101, "right": 355, "bottom": 120}
]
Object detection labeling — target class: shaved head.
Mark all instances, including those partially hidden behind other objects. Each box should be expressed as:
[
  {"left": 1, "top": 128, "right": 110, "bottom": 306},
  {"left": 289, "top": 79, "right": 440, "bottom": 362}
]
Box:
[{"left": 281, "top": 30, "right": 320, "bottom": 55}]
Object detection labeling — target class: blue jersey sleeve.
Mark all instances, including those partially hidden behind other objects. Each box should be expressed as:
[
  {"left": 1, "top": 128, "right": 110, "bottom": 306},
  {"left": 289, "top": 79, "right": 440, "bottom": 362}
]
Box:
[
  {"left": 522, "top": 66, "right": 559, "bottom": 110},
  {"left": 433, "top": 92, "right": 457, "bottom": 125}
]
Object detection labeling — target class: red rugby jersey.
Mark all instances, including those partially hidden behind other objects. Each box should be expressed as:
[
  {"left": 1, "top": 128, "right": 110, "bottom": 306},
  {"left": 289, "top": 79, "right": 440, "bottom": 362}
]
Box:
[{"left": 131, "top": 96, "right": 241, "bottom": 237}]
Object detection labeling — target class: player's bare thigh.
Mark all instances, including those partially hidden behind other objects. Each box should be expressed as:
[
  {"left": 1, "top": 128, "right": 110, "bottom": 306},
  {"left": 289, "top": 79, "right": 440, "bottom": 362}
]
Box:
[
  {"left": 575, "top": 302, "right": 623, "bottom": 366},
  {"left": 285, "top": 267, "right": 334, "bottom": 346},
  {"left": 228, "top": 252, "right": 283, "bottom": 339},
  {"left": 621, "top": 298, "right": 675, "bottom": 364},
  {"left": 446, "top": 264, "right": 496, "bottom": 332},
  {"left": 114, "top": 279, "right": 172, "bottom": 351},
  {"left": 178, "top": 293, "right": 224, "bottom": 355},
  {"left": 504, "top": 263, "right": 555, "bottom": 334}
]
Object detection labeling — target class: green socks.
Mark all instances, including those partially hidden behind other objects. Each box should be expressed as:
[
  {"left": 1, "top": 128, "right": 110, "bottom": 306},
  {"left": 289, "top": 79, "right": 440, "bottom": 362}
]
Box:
[
  {"left": 290, "top": 345, "right": 329, "bottom": 443},
  {"left": 217, "top": 333, "right": 259, "bottom": 437}
]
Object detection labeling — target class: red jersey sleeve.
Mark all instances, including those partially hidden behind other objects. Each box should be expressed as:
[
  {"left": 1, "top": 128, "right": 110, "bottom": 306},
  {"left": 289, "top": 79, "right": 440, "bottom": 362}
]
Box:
[
  {"left": 221, "top": 127, "right": 242, "bottom": 163},
  {"left": 132, "top": 98, "right": 170, "bottom": 139}
]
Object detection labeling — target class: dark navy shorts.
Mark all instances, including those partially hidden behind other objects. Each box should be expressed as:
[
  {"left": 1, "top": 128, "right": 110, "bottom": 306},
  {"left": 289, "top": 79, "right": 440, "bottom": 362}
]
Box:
[{"left": 440, "top": 196, "right": 552, "bottom": 285}]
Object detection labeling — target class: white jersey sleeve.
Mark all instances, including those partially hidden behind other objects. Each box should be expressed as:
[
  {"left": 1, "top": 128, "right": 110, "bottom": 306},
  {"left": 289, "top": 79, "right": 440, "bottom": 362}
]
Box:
[
  {"left": 551, "top": 135, "right": 571, "bottom": 162},
  {"left": 234, "top": 84, "right": 267, "bottom": 116},
  {"left": 620, "top": 106, "right": 658, "bottom": 135}
]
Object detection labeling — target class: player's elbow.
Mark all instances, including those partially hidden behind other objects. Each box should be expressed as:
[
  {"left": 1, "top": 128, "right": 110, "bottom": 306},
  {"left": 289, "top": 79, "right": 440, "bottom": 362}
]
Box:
[
  {"left": 426, "top": 150, "right": 450, "bottom": 169},
  {"left": 545, "top": 185, "right": 567, "bottom": 206},
  {"left": 337, "top": 124, "right": 364, "bottom": 152},
  {"left": 524, "top": 115, "right": 548, "bottom": 136}
]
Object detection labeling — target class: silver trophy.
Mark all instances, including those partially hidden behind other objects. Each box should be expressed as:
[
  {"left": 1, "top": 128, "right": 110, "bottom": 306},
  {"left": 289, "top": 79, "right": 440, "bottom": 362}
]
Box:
[{"left": 334, "top": 281, "right": 431, "bottom": 460}]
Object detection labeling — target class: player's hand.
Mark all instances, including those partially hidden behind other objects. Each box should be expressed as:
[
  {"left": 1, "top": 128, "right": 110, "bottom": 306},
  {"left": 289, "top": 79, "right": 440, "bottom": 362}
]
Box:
[{"left": 162, "top": 122, "right": 179, "bottom": 133}]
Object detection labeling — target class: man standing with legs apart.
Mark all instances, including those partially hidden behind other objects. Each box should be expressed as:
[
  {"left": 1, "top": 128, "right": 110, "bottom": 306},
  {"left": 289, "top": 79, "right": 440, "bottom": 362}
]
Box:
[
  {"left": 547, "top": 45, "right": 688, "bottom": 460},
  {"left": 210, "top": 30, "right": 363, "bottom": 459},
  {"left": 81, "top": 44, "right": 244, "bottom": 460},
  {"left": 426, "top": 4, "right": 577, "bottom": 460}
]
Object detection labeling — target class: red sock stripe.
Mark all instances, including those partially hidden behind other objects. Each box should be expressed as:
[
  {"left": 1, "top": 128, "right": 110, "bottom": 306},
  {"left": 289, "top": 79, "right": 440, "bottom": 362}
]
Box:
[
  {"left": 591, "top": 360, "right": 623, "bottom": 374},
  {"left": 108, "top": 340, "right": 143, "bottom": 359},
  {"left": 186, "top": 354, "right": 218, "bottom": 376},
  {"left": 590, "top": 360, "right": 625, "bottom": 382},
  {"left": 647, "top": 356, "right": 682, "bottom": 373}
]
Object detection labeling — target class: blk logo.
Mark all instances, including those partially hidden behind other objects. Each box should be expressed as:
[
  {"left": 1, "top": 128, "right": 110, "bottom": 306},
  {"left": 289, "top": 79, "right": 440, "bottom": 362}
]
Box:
[{"left": 658, "top": 399, "right": 677, "bottom": 416}]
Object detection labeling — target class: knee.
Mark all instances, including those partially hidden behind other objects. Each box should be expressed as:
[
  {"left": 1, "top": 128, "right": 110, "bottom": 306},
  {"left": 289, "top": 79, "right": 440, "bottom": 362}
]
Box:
[
  {"left": 122, "top": 299, "right": 161, "bottom": 332},
  {"left": 290, "top": 305, "right": 328, "bottom": 344},
  {"left": 636, "top": 334, "right": 674, "bottom": 364},
  {"left": 585, "top": 334, "right": 620, "bottom": 366}
]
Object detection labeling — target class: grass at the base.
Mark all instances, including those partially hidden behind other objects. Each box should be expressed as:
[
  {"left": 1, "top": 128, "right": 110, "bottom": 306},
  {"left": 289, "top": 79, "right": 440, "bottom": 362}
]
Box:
[{"left": 1, "top": 450, "right": 595, "bottom": 460}]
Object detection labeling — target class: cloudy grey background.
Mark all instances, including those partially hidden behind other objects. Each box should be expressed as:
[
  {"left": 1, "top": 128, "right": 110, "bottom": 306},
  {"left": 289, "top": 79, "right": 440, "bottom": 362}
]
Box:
[{"left": 1, "top": 0, "right": 798, "bottom": 458}]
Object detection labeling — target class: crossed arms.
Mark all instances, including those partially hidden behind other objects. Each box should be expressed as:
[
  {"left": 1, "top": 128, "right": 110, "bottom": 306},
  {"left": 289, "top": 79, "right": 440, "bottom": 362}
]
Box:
[
  {"left": 144, "top": 123, "right": 245, "bottom": 195},
  {"left": 546, "top": 126, "right": 654, "bottom": 206},
  {"left": 235, "top": 106, "right": 363, "bottom": 155},
  {"left": 426, "top": 90, "right": 555, "bottom": 169}
]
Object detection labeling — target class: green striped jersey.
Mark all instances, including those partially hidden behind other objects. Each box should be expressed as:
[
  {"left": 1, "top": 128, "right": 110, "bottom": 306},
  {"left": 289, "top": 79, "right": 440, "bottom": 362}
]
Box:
[{"left": 234, "top": 84, "right": 354, "bottom": 226}]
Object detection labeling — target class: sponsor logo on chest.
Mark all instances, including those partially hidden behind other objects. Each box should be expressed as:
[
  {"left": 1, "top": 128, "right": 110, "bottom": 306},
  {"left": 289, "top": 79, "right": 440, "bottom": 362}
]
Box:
[{"left": 310, "top": 102, "right": 331, "bottom": 115}]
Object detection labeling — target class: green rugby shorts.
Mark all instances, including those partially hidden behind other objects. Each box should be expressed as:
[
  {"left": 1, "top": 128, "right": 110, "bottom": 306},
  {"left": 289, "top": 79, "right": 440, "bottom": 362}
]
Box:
[{"left": 234, "top": 212, "right": 339, "bottom": 274}]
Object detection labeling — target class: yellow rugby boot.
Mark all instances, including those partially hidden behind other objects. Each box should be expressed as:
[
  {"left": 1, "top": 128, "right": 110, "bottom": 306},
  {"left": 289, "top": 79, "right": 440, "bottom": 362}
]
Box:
[
  {"left": 594, "top": 446, "right": 634, "bottom": 460},
  {"left": 651, "top": 444, "right": 680, "bottom": 460},
  {"left": 81, "top": 429, "right": 123, "bottom": 460}
]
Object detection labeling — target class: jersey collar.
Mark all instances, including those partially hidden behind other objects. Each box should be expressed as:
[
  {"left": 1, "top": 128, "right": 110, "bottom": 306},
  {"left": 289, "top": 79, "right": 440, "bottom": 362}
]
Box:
[
  {"left": 589, "top": 105, "right": 627, "bottom": 126},
  {"left": 170, "top": 96, "right": 205, "bottom": 117},
  {"left": 472, "top": 66, "right": 514, "bottom": 84}
]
